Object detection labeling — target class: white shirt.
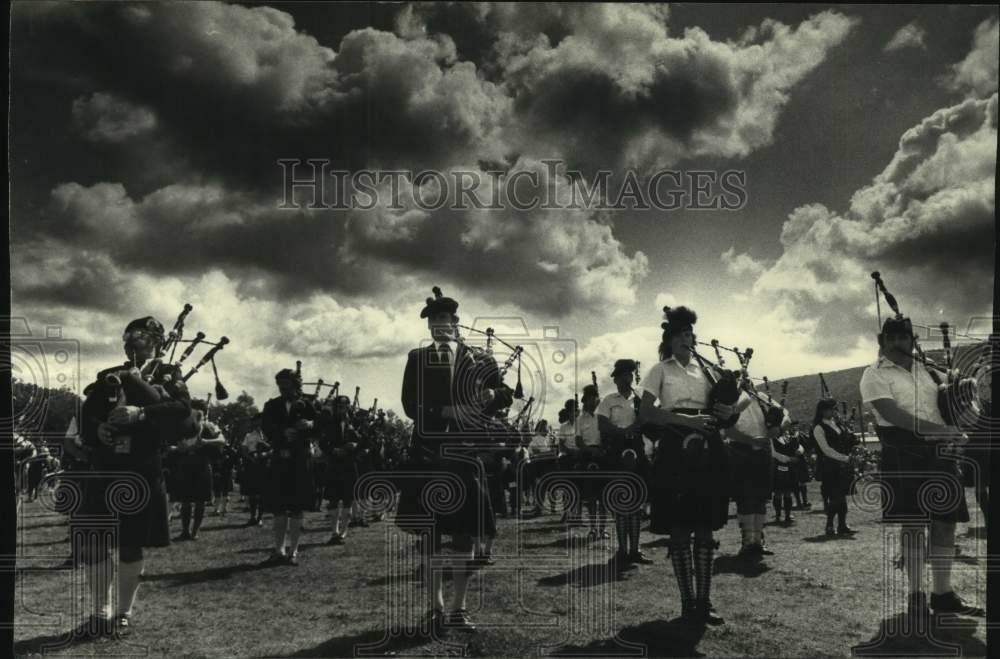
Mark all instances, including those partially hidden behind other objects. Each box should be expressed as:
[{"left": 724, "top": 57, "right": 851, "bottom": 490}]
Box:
[
  {"left": 639, "top": 356, "right": 711, "bottom": 410},
  {"left": 558, "top": 421, "right": 576, "bottom": 450},
  {"left": 596, "top": 391, "right": 637, "bottom": 429},
  {"left": 726, "top": 395, "right": 770, "bottom": 450},
  {"left": 859, "top": 354, "right": 946, "bottom": 428},
  {"left": 529, "top": 432, "right": 556, "bottom": 454},
  {"left": 242, "top": 429, "right": 267, "bottom": 454},
  {"left": 578, "top": 411, "right": 601, "bottom": 447}
]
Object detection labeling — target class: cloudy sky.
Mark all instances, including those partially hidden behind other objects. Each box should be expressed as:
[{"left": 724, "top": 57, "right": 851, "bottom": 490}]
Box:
[{"left": 10, "top": 2, "right": 997, "bottom": 424}]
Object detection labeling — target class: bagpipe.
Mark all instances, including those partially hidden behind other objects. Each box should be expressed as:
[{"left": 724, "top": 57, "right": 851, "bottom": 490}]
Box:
[
  {"left": 872, "top": 271, "right": 982, "bottom": 428},
  {"left": 101, "top": 304, "right": 230, "bottom": 407}
]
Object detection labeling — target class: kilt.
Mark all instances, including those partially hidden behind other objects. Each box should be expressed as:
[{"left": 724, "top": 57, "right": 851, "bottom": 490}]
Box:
[
  {"left": 819, "top": 457, "right": 852, "bottom": 499},
  {"left": 174, "top": 452, "right": 214, "bottom": 503},
  {"left": 877, "top": 426, "right": 970, "bottom": 524},
  {"left": 326, "top": 458, "right": 357, "bottom": 504},
  {"left": 576, "top": 446, "right": 610, "bottom": 501},
  {"left": 264, "top": 453, "right": 315, "bottom": 514},
  {"left": 729, "top": 443, "right": 772, "bottom": 511},
  {"left": 212, "top": 463, "right": 234, "bottom": 495},
  {"left": 794, "top": 454, "right": 811, "bottom": 484},
  {"left": 772, "top": 463, "right": 798, "bottom": 493},
  {"left": 80, "top": 458, "right": 170, "bottom": 549},
  {"left": 395, "top": 448, "right": 496, "bottom": 543},
  {"left": 240, "top": 457, "right": 268, "bottom": 497},
  {"left": 648, "top": 424, "right": 729, "bottom": 533}
]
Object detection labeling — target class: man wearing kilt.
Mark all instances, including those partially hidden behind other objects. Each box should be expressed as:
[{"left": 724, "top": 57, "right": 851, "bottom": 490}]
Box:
[
  {"left": 788, "top": 422, "right": 813, "bottom": 510},
  {"left": 597, "top": 359, "right": 652, "bottom": 569},
  {"left": 812, "top": 399, "right": 856, "bottom": 537},
  {"left": 577, "top": 385, "right": 609, "bottom": 540},
  {"left": 639, "top": 306, "right": 736, "bottom": 626},
  {"left": 771, "top": 425, "right": 801, "bottom": 526},
  {"left": 174, "top": 399, "right": 226, "bottom": 540},
  {"left": 239, "top": 414, "right": 268, "bottom": 526},
  {"left": 211, "top": 438, "right": 238, "bottom": 517},
  {"left": 320, "top": 395, "right": 362, "bottom": 545},
  {"left": 726, "top": 398, "right": 777, "bottom": 560},
  {"left": 397, "top": 287, "right": 513, "bottom": 635},
  {"left": 860, "top": 316, "right": 983, "bottom": 618},
  {"left": 261, "top": 369, "right": 318, "bottom": 566},
  {"left": 78, "top": 316, "right": 192, "bottom": 637}
]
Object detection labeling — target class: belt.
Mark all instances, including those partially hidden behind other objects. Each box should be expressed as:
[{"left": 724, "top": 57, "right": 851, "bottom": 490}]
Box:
[{"left": 671, "top": 408, "right": 710, "bottom": 415}]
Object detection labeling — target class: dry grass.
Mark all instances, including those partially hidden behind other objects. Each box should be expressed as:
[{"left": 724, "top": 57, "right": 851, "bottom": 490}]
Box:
[{"left": 14, "top": 482, "right": 988, "bottom": 658}]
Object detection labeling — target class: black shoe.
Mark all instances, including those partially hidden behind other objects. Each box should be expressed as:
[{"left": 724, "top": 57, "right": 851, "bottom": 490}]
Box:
[
  {"left": 286, "top": 552, "right": 299, "bottom": 566},
  {"left": 629, "top": 551, "right": 654, "bottom": 565},
  {"left": 245, "top": 518, "right": 257, "bottom": 527},
  {"left": 930, "top": 591, "right": 985, "bottom": 617},
  {"left": 825, "top": 525, "right": 836, "bottom": 537},
  {"left": 758, "top": 544, "right": 775, "bottom": 556},
  {"left": 699, "top": 601, "right": 725, "bottom": 626},
  {"left": 680, "top": 602, "right": 702, "bottom": 626},
  {"left": 178, "top": 531, "right": 191, "bottom": 541},
  {"left": 425, "top": 609, "right": 447, "bottom": 637},
  {"left": 837, "top": 525, "right": 856, "bottom": 536},
  {"left": 263, "top": 551, "right": 286, "bottom": 566},
  {"left": 326, "top": 535, "right": 344, "bottom": 546},
  {"left": 189, "top": 532, "right": 198, "bottom": 541},
  {"left": 446, "top": 609, "right": 477, "bottom": 633},
  {"left": 113, "top": 614, "right": 132, "bottom": 637},
  {"left": 784, "top": 516, "right": 795, "bottom": 526},
  {"left": 738, "top": 545, "right": 759, "bottom": 562}
]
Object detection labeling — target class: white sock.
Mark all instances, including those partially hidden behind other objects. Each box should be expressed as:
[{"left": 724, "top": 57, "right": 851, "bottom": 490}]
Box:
[
  {"left": 929, "top": 543, "right": 953, "bottom": 595},
  {"left": 116, "top": 559, "right": 144, "bottom": 617},
  {"left": 87, "top": 558, "right": 113, "bottom": 619},
  {"left": 901, "top": 530, "right": 927, "bottom": 594},
  {"left": 288, "top": 517, "right": 303, "bottom": 555},
  {"left": 273, "top": 515, "right": 288, "bottom": 553}
]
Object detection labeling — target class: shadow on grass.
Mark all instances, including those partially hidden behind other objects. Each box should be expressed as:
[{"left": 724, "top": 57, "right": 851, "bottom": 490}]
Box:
[
  {"left": 803, "top": 533, "right": 848, "bottom": 543},
  {"left": 552, "top": 618, "right": 706, "bottom": 657},
  {"left": 713, "top": 554, "right": 772, "bottom": 578},
  {"left": 14, "top": 623, "right": 148, "bottom": 655},
  {"left": 851, "top": 613, "right": 987, "bottom": 657},
  {"left": 537, "top": 558, "right": 622, "bottom": 588},
  {"left": 642, "top": 537, "right": 672, "bottom": 548},
  {"left": 281, "top": 625, "right": 467, "bottom": 657},
  {"left": 142, "top": 560, "right": 273, "bottom": 587},
  {"left": 193, "top": 522, "right": 253, "bottom": 533},
  {"left": 522, "top": 536, "right": 573, "bottom": 550}
]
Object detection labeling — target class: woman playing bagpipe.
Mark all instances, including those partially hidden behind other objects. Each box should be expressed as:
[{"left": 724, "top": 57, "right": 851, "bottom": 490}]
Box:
[
  {"left": 638, "top": 306, "right": 739, "bottom": 626},
  {"left": 261, "top": 365, "right": 318, "bottom": 566},
  {"left": 812, "top": 399, "right": 856, "bottom": 537},
  {"left": 239, "top": 413, "right": 269, "bottom": 526},
  {"left": 787, "top": 421, "right": 813, "bottom": 510},
  {"left": 77, "top": 315, "right": 197, "bottom": 637},
  {"left": 319, "top": 394, "right": 363, "bottom": 545},
  {"left": 720, "top": 350, "right": 785, "bottom": 561},
  {"left": 597, "top": 359, "right": 652, "bottom": 569},
  {"left": 398, "top": 287, "right": 515, "bottom": 635}
]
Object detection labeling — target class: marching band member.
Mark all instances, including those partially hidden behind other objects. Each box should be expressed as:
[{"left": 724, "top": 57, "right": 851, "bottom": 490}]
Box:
[
  {"left": 320, "top": 395, "right": 362, "bottom": 545},
  {"left": 597, "top": 359, "right": 651, "bottom": 568},
  {"left": 811, "top": 399, "right": 855, "bottom": 537},
  {"left": 240, "top": 414, "right": 268, "bottom": 527},
  {"left": 726, "top": 397, "right": 777, "bottom": 560},
  {"left": 211, "top": 439, "right": 238, "bottom": 517},
  {"left": 78, "top": 316, "right": 192, "bottom": 637},
  {"left": 174, "top": 399, "right": 226, "bottom": 540},
  {"left": 261, "top": 368, "right": 318, "bottom": 566},
  {"left": 528, "top": 420, "right": 557, "bottom": 515},
  {"left": 860, "top": 315, "right": 982, "bottom": 618},
  {"left": 639, "top": 306, "right": 735, "bottom": 626},
  {"left": 788, "top": 421, "right": 813, "bottom": 510},
  {"left": 557, "top": 402, "right": 579, "bottom": 522},
  {"left": 577, "top": 384, "right": 608, "bottom": 540},
  {"left": 398, "top": 287, "right": 513, "bottom": 635},
  {"left": 771, "top": 426, "right": 801, "bottom": 526}
]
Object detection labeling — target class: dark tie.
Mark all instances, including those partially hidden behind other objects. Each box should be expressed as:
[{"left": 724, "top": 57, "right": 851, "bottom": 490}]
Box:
[{"left": 438, "top": 343, "right": 453, "bottom": 369}]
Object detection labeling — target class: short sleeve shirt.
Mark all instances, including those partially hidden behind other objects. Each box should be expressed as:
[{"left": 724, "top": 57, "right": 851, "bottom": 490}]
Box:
[
  {"left": 578, "top": 412, "right": 601, "bottom": 447},
  {"left": 639, "top": 357, "right": 711, "bottom": 410},
  {"left": 596, "top": 391, "right": 637, "bottom": 429},
  {"left": 860, "top": 355, "right": 945, "bottom": 428},
  {"left": 558, "top": 421, "right": 576, "bottom": 449}
]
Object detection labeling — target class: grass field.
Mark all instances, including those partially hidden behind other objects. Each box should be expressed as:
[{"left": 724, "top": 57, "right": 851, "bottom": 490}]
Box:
[{"left": 13, "top": 482, "right": 988, "bottom": 658}]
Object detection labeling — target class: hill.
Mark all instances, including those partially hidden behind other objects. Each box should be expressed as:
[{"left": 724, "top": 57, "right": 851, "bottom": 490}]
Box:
[{"left": 754, "top": 343, "right": 987, "bottom": 428}]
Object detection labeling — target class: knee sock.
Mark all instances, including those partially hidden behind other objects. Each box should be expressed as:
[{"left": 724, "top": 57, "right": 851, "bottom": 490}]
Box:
[
  {"left": 192, "top": 503, "right": 205, "bottom": 535},
  {"left": 180, "top": 503, "right": 192, "bottom": 534},
  {"left": 116, "top": 559, "right": 144, "bottom": 617},
  {"left": 615, "top": 515, "right": 629, "bottom": 554},
  {"left": 772, "top": 495, "right": 781, "bottom": 517},
  {"left": 783, "top": 494, "right": 793, "bottom": 518},
  {"left": 929, "top": 543, "right": 954, "bottom": 595},
  {"left": 901, "top": 529, "right": 927, "bottom": 594},
  {"left": 87, "top": 558, "right": 113, "bottom": 619},
  {"left": 738, "top": 514, "right": 754, "bottom": 546},
  {"left": 628, "top": 513, "right": 641, "bottom": 553},
  {"left": 273, "top": 514, "right": 288, "bottom": 553},
  {"left": 670, "top": 537, "right": 695, "bottom": 610},
  {"left": 288, "top": 516, "right": 303, "bottom": 555},
  {"left": 693, "top": 540, "right": 715, "bottom": 606},
  {"left": 793, "top": 488, "right": 804, "bottom": 507},
  {"left": 800, "top": 485, "right": 809, "bottom": 504}
]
